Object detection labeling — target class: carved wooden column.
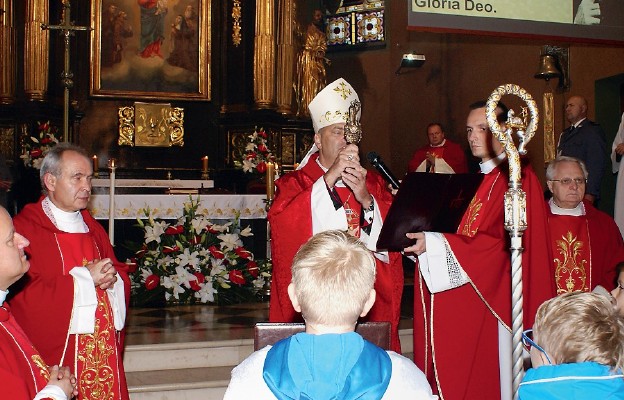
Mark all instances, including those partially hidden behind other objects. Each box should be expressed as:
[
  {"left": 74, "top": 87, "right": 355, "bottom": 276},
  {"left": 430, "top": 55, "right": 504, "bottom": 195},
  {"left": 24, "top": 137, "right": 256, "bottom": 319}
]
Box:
[
  {"left": 0, "top": 0, "right": 15, "bottom": 104},
  {"left": 24, "top": 0, "right": 49, "bottom": 101},
  {"left": 276, "top": 0, "right": 295, "bottom": 114},
  {"left": 253, "top": 0, "right": 276, "bottom": 109}
]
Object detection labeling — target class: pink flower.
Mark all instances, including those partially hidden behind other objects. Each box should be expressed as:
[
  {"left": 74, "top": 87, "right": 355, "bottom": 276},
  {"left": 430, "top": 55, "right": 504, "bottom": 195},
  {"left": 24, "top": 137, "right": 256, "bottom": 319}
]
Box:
[
  {"left": 235, "top": 247, "right": 252, "bottom": 259},
  {"left": 189, "top": 272, "right": 205, "bottom": 291},
  {"left": 229, "top": 269, "right": 245, "bottom": 285},
  {"left": 209, "top": 245, "right": 224, "bottom": 259},
  {"left": 247, "top": 261, "right": 259, "bottom": 278},
  {"left": 126, "top": 259, "right": 138, "bottom": 273},
  {"left": 165, "top": 225, "right": 184, "bottom": 235},
  {"left": 145, "top": 274, "right": 160, "bottom": 290},
  {"left": 163, "top": 245, "right": 180, "bottom": 254},
  {"left": 30, "top": 149, "right": 42, "bottom": 158}
]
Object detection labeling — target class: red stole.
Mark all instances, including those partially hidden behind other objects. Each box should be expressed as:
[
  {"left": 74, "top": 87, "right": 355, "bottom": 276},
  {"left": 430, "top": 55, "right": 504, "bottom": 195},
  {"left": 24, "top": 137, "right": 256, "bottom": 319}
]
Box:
[
  {"left": 0, "top": 303, "right": 50, "bottom": 396},
  {"left": 55, "top": 232, "right": 123, "bottom": 400},
  {"left": 334, "top": 186, "right": 361, "bottom": 237},
  {"left": 548, "top": 215, "right": 592, "bottom": 293}
]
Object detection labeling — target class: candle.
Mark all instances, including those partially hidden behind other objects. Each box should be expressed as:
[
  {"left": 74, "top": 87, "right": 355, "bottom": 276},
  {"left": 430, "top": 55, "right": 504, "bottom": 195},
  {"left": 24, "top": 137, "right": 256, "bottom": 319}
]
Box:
[
  {"left": 266, "top": 161, "right": 275, "bottom": 201},
  {"left": 92, "top": 155, "right": 98, "bottom": 174},
  {"left": 201, "top": 156, "right": 209, "bottom": 173},
  {"left": 108, "top": 159, "right": 116, "bottom": 245}
]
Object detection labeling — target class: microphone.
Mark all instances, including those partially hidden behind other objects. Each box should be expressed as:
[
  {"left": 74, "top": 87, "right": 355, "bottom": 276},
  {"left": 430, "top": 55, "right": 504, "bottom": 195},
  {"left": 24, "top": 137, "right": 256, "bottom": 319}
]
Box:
[{"left": 367, "top": 152, "right": 400, "bottom": 190}]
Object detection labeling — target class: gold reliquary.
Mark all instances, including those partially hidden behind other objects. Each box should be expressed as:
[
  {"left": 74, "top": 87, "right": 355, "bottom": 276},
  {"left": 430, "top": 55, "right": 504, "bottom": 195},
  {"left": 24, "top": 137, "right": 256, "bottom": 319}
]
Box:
[{"left": 118, "top": 102, "right": 184, "bottom": 147}]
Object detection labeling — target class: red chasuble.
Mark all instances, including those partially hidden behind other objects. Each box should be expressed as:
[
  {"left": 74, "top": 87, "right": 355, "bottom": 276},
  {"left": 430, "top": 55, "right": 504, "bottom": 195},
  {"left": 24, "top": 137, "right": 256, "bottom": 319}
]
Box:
[
  {"left": 547, "top": 200, "right": 624, "bottom": 294},
  {"left": 407, "top": 139, "right": 468, "bottom": 173},
  {"left": 412, "top": 161, "right": 555, "bottom": 400},
  {"left": 0, "top": 303, "right": 52, "bottom": 400},
  {"left": 268, "top": 153, "right": 404, "bottom": 352},
  {"left": 10, "top": 199, "right": 130, "bottom": 400}
]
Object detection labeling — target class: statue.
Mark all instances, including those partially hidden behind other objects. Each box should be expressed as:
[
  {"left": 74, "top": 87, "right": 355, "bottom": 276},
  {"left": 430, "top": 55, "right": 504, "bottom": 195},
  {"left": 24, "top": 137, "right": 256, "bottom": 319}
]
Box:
[{"left": 295, "top": 9, "right": 329, "bottom": 118}]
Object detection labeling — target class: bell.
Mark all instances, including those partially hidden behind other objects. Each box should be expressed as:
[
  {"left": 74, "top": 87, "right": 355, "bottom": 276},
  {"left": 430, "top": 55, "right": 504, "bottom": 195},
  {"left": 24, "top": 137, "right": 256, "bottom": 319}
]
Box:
[{"left": 534, "top": 54, "right": 561, "bottom": 81}]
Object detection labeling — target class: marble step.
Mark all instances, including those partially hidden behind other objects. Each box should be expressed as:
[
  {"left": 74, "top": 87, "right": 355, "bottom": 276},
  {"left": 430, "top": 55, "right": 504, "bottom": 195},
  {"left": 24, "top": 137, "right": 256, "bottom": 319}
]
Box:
[
  {"left": 127, "top": 366, "right": 229, "bottom": 400},
  {"left": 124, "top": 338, "right": 255, "bottom": 372},
  {"left": 125, "top": 328, "right": 413, "bottom": 400}
]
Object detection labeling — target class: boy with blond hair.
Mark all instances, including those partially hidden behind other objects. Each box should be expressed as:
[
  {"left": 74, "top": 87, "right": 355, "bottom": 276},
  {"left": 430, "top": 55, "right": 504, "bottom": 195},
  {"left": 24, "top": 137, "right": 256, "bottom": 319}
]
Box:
[
  {"left": 225, "top": 230, "right": 436, "bottom": 399},
  {"left": 520, "top": 292, "right": 624, "bottom": 399}
]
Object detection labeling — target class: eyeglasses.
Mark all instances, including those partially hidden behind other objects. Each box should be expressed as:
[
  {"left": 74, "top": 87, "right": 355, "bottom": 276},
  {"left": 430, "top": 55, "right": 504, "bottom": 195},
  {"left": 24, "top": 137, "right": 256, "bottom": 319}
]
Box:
[
  {"left": 548, "top": 178, "right": 586, "bottom": 186},
  {"left": 522, "top": 329, "right": 552, "bottom": 365}
]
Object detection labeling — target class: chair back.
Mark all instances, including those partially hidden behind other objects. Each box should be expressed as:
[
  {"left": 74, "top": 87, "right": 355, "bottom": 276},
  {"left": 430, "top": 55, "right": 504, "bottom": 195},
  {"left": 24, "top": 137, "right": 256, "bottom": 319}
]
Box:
[{"left": 253, "top": 321, "right": 391, "bottom": 351}]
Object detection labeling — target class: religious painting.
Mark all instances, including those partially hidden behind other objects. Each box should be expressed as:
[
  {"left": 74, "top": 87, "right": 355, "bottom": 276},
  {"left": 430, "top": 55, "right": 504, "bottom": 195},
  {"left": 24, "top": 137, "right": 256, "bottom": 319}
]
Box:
[{"left": 90, "top": 0, "right": 211, "bottom": 100}]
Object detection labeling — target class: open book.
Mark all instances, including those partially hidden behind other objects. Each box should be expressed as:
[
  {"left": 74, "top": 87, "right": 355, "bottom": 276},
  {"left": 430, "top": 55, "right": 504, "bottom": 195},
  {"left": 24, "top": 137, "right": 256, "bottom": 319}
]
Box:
[{"left": 377, "top": 172, "right": 484, "bottom": 251}]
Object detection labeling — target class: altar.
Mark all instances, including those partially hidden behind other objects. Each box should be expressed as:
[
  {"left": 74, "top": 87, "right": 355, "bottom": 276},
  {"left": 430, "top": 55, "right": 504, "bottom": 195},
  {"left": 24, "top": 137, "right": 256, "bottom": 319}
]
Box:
[
  {"left": 88, "top": 194, "right": 267, "bottom": 220},
  {"left": 87, "top": 181, "right": 269, "bottom": 261}
]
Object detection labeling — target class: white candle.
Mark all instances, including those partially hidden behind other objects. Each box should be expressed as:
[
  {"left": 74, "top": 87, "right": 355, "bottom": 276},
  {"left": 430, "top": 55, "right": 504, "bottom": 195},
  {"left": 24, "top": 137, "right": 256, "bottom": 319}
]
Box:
[{"left": 108, "top": 159, "right": 116, "bottom": 245}]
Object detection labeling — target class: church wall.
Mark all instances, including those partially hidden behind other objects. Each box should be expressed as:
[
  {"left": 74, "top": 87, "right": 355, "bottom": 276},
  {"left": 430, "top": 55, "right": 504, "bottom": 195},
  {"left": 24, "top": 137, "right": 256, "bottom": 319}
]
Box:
[{"left": 325, "top": 1, "right": 624, "bottom": 189}]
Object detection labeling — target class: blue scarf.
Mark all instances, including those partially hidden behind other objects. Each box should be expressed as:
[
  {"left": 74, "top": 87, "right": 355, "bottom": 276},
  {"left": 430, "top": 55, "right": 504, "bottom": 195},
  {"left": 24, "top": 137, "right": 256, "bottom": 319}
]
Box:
[{"left": 263, "top": 332, "right": 392, "bottom": 399}]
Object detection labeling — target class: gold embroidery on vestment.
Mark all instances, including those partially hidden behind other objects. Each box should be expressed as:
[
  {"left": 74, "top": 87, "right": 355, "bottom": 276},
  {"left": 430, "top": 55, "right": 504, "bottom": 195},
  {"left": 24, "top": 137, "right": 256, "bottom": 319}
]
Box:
[
  {"left": 77, "top": 294, "right": 116, "bottom": 399},
  {"left": 554, "top": 231, "right": 588, "bottom": 294},
  {"left": 460, "top": 197, "right": 482, "bottom": 237},
  {"left": 31, "top": 354, "right": 50, "bottom": 380}
]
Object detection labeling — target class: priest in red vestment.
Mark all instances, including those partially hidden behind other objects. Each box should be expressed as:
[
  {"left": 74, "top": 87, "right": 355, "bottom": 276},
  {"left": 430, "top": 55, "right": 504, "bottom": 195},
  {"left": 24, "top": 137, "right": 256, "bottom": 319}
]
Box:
[
  {"left": 268, "top": 78, "right": 404, "bottom": 352},
  {"left": 545, "top": 156, "right": 624, "bottom": 294},
  {"left": 405, "top": 101, "right": 555, "bottom": 400},
  {"left": 0, "top": 205, "right": 78, "bottom": 400},
  {"left": 407, "top": 122, "right": 468, "bottom": 174},
  {"left": 9, "top": 144, "right": 130, "bottom": 400}
]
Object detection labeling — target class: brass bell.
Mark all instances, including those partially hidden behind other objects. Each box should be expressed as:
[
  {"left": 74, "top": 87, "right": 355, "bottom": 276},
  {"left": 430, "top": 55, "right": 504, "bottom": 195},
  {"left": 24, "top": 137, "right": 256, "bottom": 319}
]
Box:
[{"left": 534, "top": 54, "right": 561, "bottom": 81}]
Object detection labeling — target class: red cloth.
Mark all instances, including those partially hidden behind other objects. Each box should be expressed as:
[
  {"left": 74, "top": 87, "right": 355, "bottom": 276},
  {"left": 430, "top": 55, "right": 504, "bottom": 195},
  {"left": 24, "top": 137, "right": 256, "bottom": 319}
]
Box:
[
  {"left": 0, "top": 303, "right": 52, "bottom": 400},
  {"left": 547, "top": 200, "right": 624, "bottom": 293},
  {"left": 412, "top": 161, "right": 555, "bottom": 400},
  {"left": 9, "top": 199, "right": 131, "bottom": 400},
  {"left": 407, "top": 139, "right": 468, "bottom": 173},
  {"left": 268, "top": 153, "right": 404, "bottom": 352}
]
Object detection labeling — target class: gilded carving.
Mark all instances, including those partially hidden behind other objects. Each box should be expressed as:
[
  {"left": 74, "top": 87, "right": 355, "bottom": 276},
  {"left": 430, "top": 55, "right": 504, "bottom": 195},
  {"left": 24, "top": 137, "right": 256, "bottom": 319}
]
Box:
[
  {"left": 253, "top": 0, "right": 276, "bottom": 108},
  {"left": 118, "top": 103, "right": 184, "bottom": 147},
  {"left": 24, "top": 0, "right": 49, "bottom": 100},
  {"left": 232, "top": 0, "right": 241, "bottom": 46},
  {"left": 0, "top": 0, "right": 15, "bottom": 104}
]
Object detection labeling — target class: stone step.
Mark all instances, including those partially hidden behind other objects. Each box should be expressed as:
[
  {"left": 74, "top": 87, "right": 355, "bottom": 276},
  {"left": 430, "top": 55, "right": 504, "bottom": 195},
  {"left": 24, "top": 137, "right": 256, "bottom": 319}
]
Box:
[
  {"left": 125, "top": 328, "right": 413, "bottom": 400},
  {"left": 124, "top": 339, "right": 254, "bottom": 372}
]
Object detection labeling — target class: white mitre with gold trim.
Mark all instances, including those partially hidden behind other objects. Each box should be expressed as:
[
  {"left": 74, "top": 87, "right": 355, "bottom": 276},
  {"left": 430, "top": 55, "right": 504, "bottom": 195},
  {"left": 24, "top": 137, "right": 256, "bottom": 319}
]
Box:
[
  {"left": 308, "top": 77, "right": 361, "bottom": 133},
  {"left": 296, "top": 78, "right": 361, "bottom": 170}
]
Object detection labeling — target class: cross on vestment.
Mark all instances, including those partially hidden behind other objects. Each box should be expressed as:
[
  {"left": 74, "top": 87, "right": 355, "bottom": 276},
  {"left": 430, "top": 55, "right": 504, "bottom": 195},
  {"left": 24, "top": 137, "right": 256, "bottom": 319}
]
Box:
[
  {"left": 449, "top": 188, "right": 467, "bottom": 210},
  {"left": 42, "top": 0, "right": 91, "bottom": 143}
]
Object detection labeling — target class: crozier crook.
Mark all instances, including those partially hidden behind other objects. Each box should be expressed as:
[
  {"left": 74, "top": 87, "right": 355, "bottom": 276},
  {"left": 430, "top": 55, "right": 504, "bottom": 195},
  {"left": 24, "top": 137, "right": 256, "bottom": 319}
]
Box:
[{"left": 485, "top": 84, "right": 539, "bottom": 400}]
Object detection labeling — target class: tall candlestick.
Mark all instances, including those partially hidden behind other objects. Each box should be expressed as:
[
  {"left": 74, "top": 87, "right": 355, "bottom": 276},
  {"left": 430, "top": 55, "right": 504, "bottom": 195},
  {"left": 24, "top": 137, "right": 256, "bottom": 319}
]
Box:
[
  {"left": 266, "top": 161, "right": 275, "bottom": 201},
  {"left": 108, "top": 158, "right": 116, "bottom": 245},
  {"left": 202, "top": 156, "right": 208, "bottom": 172},
  {"left": 92, "top": 155, "right": 98, "bottom": 177},
  {"left": 201, "top": 156, "right": 209, "bottom": 179}
]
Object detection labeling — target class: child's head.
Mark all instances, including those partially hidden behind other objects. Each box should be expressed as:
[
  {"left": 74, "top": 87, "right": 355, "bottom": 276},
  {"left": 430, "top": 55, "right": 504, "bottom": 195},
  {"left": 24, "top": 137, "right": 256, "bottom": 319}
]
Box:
[
  {"left": 288, "top": 230, "right": 376, "bottom": 327},
  {"left": 532, "top": 292, "right": 624, "bottom": 370}
]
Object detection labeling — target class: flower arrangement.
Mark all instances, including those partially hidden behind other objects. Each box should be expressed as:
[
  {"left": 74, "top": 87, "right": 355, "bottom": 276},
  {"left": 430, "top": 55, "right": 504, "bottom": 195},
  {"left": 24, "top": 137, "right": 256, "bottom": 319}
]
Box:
[
  {"left": 239, "top": 127, "right": 274, "bottom": 174},
  {"left": 127, "top": 197, "right": 272, "bottom": 306},
  {"left": 20, "top": 121, "right": 61, "bottom": 169}
]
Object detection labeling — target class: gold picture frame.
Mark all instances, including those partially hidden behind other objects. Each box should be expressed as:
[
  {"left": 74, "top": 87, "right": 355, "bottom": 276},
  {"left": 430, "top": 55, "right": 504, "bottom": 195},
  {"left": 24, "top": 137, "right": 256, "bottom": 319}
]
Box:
[{"left": 90, "top": 0, "right": 211, "bottom": 100}]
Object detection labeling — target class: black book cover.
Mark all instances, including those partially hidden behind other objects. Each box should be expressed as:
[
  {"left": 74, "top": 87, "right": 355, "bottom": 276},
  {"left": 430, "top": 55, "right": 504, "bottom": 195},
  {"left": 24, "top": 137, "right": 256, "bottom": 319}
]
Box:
[{"left": 377, "top": 172, "right": 484, "bottom": 251}]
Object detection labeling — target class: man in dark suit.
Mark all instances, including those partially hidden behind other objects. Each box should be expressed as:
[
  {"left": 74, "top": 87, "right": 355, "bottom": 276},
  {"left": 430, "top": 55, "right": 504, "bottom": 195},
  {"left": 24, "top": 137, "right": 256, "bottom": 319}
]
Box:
[{"left": 557, "top": 95, "right": 607, "bottom": 203}]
